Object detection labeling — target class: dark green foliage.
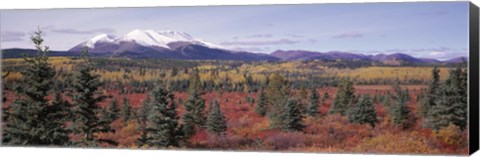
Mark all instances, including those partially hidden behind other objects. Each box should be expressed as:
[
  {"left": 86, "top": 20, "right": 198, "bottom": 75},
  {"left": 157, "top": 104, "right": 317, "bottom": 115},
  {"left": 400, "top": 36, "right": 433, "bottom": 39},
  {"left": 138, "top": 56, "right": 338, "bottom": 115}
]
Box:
[
  {"left": 2, "top": 71, "right": 11, "bottom": 143},
  {"left": 136, "top": 96, "right": 150, "bottom": 147},
  {"left": 255, "top": 89, "right": 268, "bottom": 116},
  {"left": 206, "top": 100, "right": 227, "bottom": 135},
  {"left": 69, "top": 49, "right": 112, "bottom": 147},
  {"left": 426, "top": 67, "right": 467, "bottom": 130},
  {"left": 108, "top": 98, "right": 120, "bottom": 120},
  {"left": 306, "top": 88, "right": 319, "bottom": 116},
  {"left": 282, "top": 99, "right": 305, "bottom": 132},
  {"left": 145, "top": 85, "right": 183, "bottom": 148},
  {"left": 182, "top": 69, "right": 206, "bottom": 138},
  {"left": 382, "top": 94, "right": 392, "bottom": 106},
  {"left": 419, "top": 67, "right": 440, "bottom": 118},
  {"left": 329, "top": 78, "right": 356, "bottom": 116},
  {"left": 3, "top": 30, "right": 70, "bottom": 145},
  {"left": 347, "top": 94, "right": 378, "bottom": 128},
  {"left": 322, "top": 92, "right": 329, "bottom": 102},
  {"left": 121, "top": 97, "right": 132, "bottom": 125},
  {"left": 389, "top": 83, "right": 414, "bottom": 129},
  {"left": 98, "top": 106, "right": 114, "bottom": 138},
  {"left": 266, "top": 73, "right": 290, "bottom": 128}
]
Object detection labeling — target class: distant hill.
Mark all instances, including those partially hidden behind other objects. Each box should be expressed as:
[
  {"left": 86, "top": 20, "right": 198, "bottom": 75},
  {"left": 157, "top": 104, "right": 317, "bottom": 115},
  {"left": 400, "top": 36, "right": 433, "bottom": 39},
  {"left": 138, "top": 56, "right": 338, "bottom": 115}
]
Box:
[
  {"left": 270, "top": 49, "right": 464, "bottom": 65},
  {"left": 1, "top": 29, "right": 466, "bottom": 63}
]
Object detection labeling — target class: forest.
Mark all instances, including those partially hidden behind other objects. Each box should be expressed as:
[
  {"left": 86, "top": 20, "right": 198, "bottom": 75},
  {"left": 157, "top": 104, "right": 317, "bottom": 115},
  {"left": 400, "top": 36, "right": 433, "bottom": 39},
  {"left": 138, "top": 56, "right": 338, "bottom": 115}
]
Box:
[{"left": 1, "top": 30, "right": 469, "bottom": 155}]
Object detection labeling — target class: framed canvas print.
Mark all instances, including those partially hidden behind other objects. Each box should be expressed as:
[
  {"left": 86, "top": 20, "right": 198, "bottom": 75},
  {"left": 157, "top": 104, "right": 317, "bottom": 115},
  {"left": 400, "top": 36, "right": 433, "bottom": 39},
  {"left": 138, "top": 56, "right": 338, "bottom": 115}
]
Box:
[{"left": 1, "top": 1, "right": 479, "bottom": 156}]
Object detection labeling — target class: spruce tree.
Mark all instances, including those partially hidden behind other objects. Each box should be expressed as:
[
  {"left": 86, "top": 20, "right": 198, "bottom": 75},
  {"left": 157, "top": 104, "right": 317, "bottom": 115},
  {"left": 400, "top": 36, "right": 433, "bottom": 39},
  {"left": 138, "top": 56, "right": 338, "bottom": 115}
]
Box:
[
  {"left": 121, "top": 96, "right": 132, "bottom": 125},
  {"left": 206, "top": 100, "right": 227, "bottom": 135},
  {"left": 347, "top": 94, "right": 378, "bottom": 128},
  {"left": 282, "top": 99, "right": 305, "bottom": 132},
  {"left": 136, "top": 96, "right": 151, "bottom": 147},
  {"left": 182, "top": 69, "right": 206, "bottom": 138},
  {"left": 146, "top": 85, "right": 183, "bottom": 147},
  {"left": 426, "top": 67, "right": 467, "bottom": 130},
  {"left": 329, "top": 78, "right": 356, "bottom": 116},
  {"left": 307, "top": 88, "right": 319, "bottom": 116},
  {"left": 3, "top": 30, "right": 70, "bottom": 145},
  {"left": 255, "top": 89, "right": 267, "bottom": 116},
  {"left": 389, "top": 83, "right": 413, "bottom": 129},
  {"left": 69, "top": 49, "right": 112, "bottom": 147},
  {"left": 108, "top": 98, "right": 120, "bottom": 120},
  {"left": 266, "top": 73, "right": 289, "bottom": 128}
]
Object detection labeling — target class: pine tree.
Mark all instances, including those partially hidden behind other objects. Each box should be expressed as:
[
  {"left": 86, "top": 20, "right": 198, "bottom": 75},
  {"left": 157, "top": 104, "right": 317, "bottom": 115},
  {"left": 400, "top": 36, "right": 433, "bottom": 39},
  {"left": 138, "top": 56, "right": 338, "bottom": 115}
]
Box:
[
  {"left": 121, "top": 96, "right": 132, "bottom": 125},
  {"left": 146, "top": 85, "right": 183, "bottom": 147},
  {"left": 347, "top": 94, "right": 378, "bottom": 128},
  {"left": 136, "top": 96, "right": 151, "bottom": 147},
  {"left": 69, "top": 48, "right": 112, "bottom": 147},
  {"left": 182, "top": 69, "right": 206, "bottom": 138},
  {"left": 329, "top": 78, "right": 356, "bottom": 116},
  {"left": 266, "top": 73, "right": 289, "bottom": 128},
  {"left": 3, "top": 29, "right": 70, "bottom": 145},
  {"left": 98, "top": 106, "right": 114, "bottom": 141},
  {"left": 255, "top": 89, "right": 268, "bottom": 116},
  {"left": 426, "top": 67, "right": 467, "bottom": 130},
  {"left": 206, "top": 100, "right": 227, "bottom": 135},
  {"left": 307, "top": 88, "right": 319, "bottom": 116},
  {"left": 108, "top": 98, "right": 120, "bottom": 121},
  {"left": 282, "top": 99, "right": 305, "bottom": 132},
  {"left": 389, "top": 83, "right": 414, "bottom": 129}
]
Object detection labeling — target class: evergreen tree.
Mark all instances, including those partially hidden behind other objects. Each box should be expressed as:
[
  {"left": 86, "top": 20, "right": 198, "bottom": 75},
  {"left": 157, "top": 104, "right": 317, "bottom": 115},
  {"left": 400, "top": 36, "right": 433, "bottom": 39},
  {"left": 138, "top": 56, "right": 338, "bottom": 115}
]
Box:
[
  {"left": 206, "top": 100, "right": 227, "bottom": 135},
  {"left": 108, "top": 98, "right": 120, "bottom": 121},
  {"left": 426, "top": 67, "right": 468, "bottom": 130},
  {"left": 3, "top": 30, "right": 70, "bottom": 145},
  {"left": 145, "top": 85, "right": 183, "bottom": 147},
  {"left": 255, "top": 89, "right": 268, "bottom": 116},
  {"left": 136, "top": 96, "right": 151, "bottom": 147},
  {"left": 69, "top": 49, "right": 112, "bottom": 147},
  {"left": 329, "top": 78, "right": 356, "bottom": 115},
  {"left": 282, "top": 99, "right": 305, "bottom": 132},
  {"left": 347, "top": 94, "right": 378, "bottom": 128},
  {"left": 266, "top": 73, "right": 289, "bottom": 128},
  {"left": 306, "top": 88, "right": 319, "bottom": 116},
  {"left": 182, "top": 69, "right": 206, "bottom": 138},
  {"left": 98, "top": 106, "right": 114, "bottom": 140},
  {"left": 389, "top": 83, "right": 414, "bottom": 129},
  {"left": 121, "top": 96, "right": 132, "bottom": 125}
]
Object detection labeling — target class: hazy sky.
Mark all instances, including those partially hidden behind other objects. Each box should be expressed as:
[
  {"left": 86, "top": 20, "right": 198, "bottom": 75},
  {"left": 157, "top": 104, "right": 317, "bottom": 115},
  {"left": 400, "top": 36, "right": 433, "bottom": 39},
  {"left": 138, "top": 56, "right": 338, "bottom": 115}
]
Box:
[{"left": 0, "top": 2, "right": 469, "bottom": 60}]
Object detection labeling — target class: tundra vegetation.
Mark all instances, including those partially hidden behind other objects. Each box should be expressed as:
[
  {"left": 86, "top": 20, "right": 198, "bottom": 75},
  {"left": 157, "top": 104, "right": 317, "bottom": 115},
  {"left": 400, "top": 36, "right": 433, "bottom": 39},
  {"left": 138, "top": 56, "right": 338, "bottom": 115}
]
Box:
[{"left": 1, "top": 30, "right": 468, "bottom": 154}]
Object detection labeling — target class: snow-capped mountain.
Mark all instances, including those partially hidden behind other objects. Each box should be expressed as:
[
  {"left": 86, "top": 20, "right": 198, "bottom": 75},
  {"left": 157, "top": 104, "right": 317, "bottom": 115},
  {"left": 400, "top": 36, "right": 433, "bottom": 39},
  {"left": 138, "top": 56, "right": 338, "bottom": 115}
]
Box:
[
  {"left": 84, "top": 34, "right": 115, "bottom": 48},
  {"left": 69, "top": 29, "right": 223, "bottom": 52},
  {"left": 68, "top": 29, "right": 277, "bottom": 61}
]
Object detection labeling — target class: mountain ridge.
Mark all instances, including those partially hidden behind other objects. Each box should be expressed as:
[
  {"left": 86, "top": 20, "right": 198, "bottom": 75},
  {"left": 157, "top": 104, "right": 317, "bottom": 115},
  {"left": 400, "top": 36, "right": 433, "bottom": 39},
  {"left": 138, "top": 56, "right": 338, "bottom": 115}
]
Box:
[{"left": 1, "top": 29, "right": 467, "bottom": 63}]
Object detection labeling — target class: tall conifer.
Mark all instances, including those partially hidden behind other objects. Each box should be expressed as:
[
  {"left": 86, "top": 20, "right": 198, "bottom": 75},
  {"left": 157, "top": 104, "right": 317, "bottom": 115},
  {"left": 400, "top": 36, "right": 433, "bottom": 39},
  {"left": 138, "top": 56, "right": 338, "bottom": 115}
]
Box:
[{"left": 3, "top": 29, "right": 69, "bottom": 145}]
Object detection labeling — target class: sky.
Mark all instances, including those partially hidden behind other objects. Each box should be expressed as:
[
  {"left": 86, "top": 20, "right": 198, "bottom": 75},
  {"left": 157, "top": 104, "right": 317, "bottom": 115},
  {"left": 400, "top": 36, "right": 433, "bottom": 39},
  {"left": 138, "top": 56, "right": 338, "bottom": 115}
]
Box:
[{"left": 0, "top": 2, "right": 470, "bottom": 60}]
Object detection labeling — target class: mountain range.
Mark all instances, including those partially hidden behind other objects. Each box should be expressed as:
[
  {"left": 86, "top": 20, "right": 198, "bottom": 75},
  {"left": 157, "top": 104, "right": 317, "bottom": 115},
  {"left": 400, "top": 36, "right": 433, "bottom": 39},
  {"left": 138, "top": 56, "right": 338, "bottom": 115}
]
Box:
[{"left": 1, "top": 29, "right": 468, "bottom": 64}]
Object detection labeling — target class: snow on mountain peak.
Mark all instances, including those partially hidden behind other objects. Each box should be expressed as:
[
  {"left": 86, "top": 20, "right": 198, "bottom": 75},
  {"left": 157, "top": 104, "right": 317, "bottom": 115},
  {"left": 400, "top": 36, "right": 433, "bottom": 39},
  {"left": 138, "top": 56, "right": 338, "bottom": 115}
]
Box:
[
  {"left": 85, "top": 34, "right": 115, "bottom": 48},
  {"left": 78, "top": 29, "right": 223, "bottom": 50}
]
